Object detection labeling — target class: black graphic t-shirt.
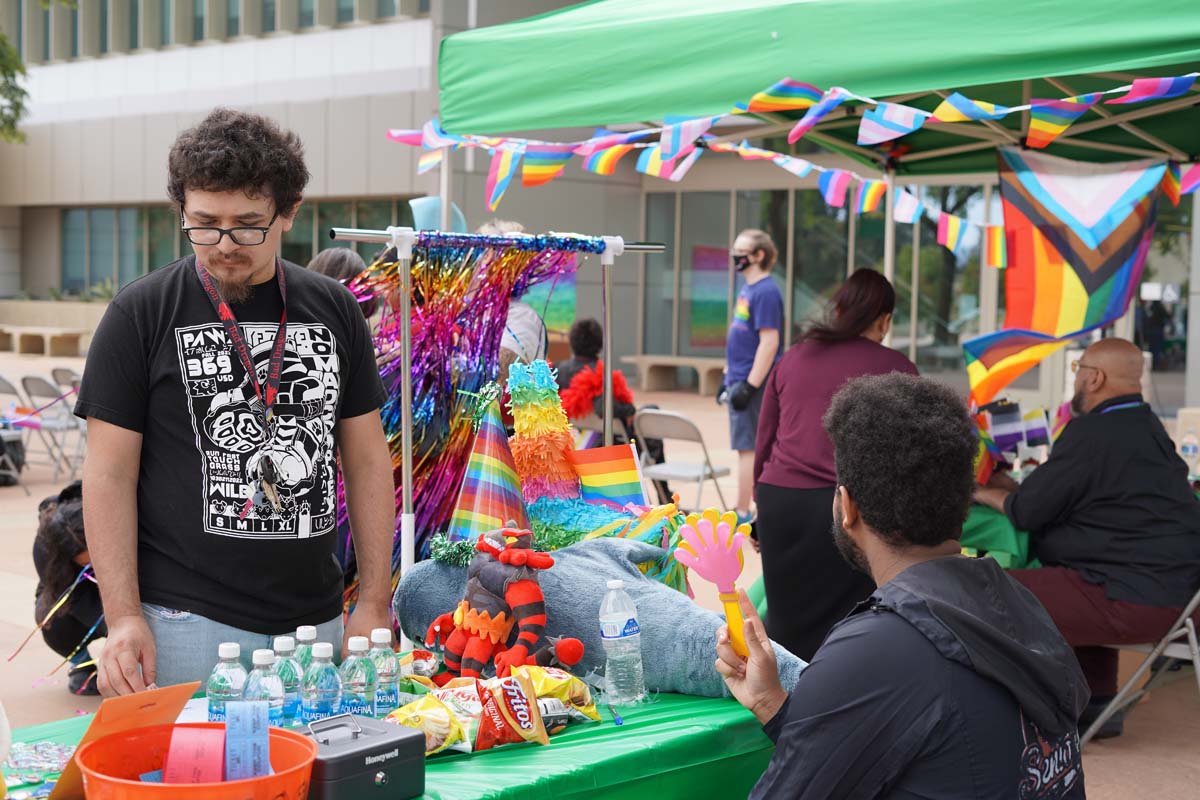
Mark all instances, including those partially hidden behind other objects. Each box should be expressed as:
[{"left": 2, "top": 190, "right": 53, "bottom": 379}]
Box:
[{"left": 76, "top": 257, "right": 386, "bottom": 633}]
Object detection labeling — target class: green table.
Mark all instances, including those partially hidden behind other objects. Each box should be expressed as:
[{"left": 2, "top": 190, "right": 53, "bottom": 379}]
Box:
[{"left": 13, "top": 694, "right": 774, "bottom": 800}]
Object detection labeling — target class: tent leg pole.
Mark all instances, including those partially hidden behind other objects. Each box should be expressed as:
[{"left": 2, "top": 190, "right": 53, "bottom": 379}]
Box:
[
  {"left": 439, "top": 146, "right": 452, "bottom": 230},
  {"left": 910, "top": 221, "right": 920, "bottom": 363},
  {"left": 603, "top": 258, "right": 614, "bottom": 446},
  {"left": 1188, "top": 205, "right": 1200, "bottom": 406},
  {"left": 883, "top": 168, "right": 896, "bottom": 347},
  {"left": 393, "top": 228, "right": 417, "bottom": 650}
]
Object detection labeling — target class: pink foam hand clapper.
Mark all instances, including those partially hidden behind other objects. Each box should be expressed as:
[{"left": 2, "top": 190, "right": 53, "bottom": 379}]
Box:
[{"left": 674, "top": 509, "right": 750, "bottom": 657}]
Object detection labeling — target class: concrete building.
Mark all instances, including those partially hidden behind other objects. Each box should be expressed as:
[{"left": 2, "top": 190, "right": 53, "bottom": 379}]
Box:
[{"left": 0, "top": 0, "right": 1192, "bottom": 412}]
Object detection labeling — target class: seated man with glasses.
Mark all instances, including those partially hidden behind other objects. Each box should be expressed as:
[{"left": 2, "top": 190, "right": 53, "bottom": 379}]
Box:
[
  {"left": 975, "top": 337, "right": 1200, "bottom": 738},
  {"left": 76, "top": 108, "right": 395, "bottom": 694}
]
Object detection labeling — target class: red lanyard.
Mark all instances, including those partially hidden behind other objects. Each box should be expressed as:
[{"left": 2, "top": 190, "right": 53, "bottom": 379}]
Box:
[{"left": 194, "top": 258, "right": 288, "bottom": 427}]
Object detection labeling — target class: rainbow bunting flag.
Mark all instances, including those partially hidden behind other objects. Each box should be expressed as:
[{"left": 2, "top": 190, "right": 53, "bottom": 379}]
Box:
[
  {"left": 583, "top": 144, "right": 636, "bottom": 175},
  {"left": 485, "top": 146, "right": 522, "bottom": 211},
  {"left": 1182, "top": 164, "right": 1200, "bottom": 196},
  {"left": 446, "top": 401, "right": 530, "bottom": 541},
  {"left": 417, "top": 148, "right": 444, "bottom": 175},
  {"left": 932, "top": 93, "right": 1010, "bottom": 123},
  {"left": 740, "top": 78, "right": 822, "bottom": 113},
  {"left": 387, "top": 128, "right": 423, "bottom": 146},
  {"left": 984, "top": 225, "right": 1007, "bottom": 268},
  {"left": 1051, "top": 402, "right": 1073, "bottom": 442},
  {"left": 667, "top": 147, "right": 702, "bottom": 183},
  {"left": 937, "top": 212, "right": 967, "bottom": 254},
  {"left": 421, "top": 118, "right": 461, "bottom": 149},
  {"left": 772, "top": 155, "right": 813, "bottom": 178},
  {"left": 733, "top": 140, "right": 778, "bottom": 161},
  {"left": 574, "top": 128, "right": 652, "bottom": 157},
  {"left": 893, "top": 190, "right": 925, "bottom": 224},
  {"left": 1163, "top": 162, "right": 1182, "bottom": 207},
  {"left": 569, "top": 443, "right": 647, "bottom": 510},
  {"left": 961, "top": 148, "right": 1165, "bottom": 405},
  {"left": 522, "top": 143, "right": 576, "bottom": 187},
  {"left": 1026, "top": 94, "right": 1100, "bottom": 148},
  {"left": 1106, "top": 74, "right": 1197, "bottom": 105},
  {"left": 855, "top": 180, "right": 886, "bottom": 213},
  {"left": 660, "top": 115, "right": 718, "bottom": 159},
  {"left": 818, "top": 169, "right": 851, "bottom": 208},
  {"left": 636, "top": 145, "right": 673, "bottom": 178},
  {"left": 857, "top": 103, "right": 928, "bottom": 145},
  {"left": 788, "top": 87, "right": 850, "bottom": 144}
]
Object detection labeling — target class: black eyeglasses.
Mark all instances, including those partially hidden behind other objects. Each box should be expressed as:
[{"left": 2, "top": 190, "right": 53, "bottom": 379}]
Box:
[{"left": 180, "top": 210, "right": 279, "bottom": 246}]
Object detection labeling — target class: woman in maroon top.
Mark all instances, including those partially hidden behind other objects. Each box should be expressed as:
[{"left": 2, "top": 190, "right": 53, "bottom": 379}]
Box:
[{"left": 754, "top": 269, "right": 917, "bottom": 660}]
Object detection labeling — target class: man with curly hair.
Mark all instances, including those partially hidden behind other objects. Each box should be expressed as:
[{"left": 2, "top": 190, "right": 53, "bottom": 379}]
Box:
[
  {"left": 76, "top": 108, "right": 395, "bottom": 694},
  {"left": 717, "top": 373, "right": 1088, "bottom": 799}
]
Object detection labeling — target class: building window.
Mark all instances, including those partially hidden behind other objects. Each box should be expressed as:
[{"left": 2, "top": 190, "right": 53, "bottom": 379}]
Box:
[
  {"left": 41, "top": 6, "right": 49, "bottom": 61},
  {"left": 89, "top": 209, "right": 116, "bottom": 287},
  {"left": 15, "top": 0, "right": 22, "bottom": 60},
  {"left": 193, "top": 0, "right": 204, "bottom": 41},
  {"left": 160, "top": 0, "right": 171, "bottom": 45},
  {"left": 70, "top": 6, "right": 79, "bottom": 58},
  {"left": 377, "top": 0, "right": 397, "bottom": 17},
  {"left": 642, "top": 193, "right": 675, "bottom": 355},
  {"left": 298, "top": 0, "right": 315, "bottom": 28},
  {"left": 282, "top": 205, "right": 314, "bottom": 265},
  {"left": 678, "top": 192, "right": 731, "bottom": 358},
  {"left": 227, "top": 0, "right": 240, "bottom": 37},
  {"left": 130, "top": 0, "right": 140, "bottom": 49},
  {"left": 62, "top": 210, "right": 87, "bottom": 295},
  {"left": 262, "top": 0, "right": 276, "bottom": 33},
  {"left": 317, "top": 202, "right": 353, "bottom": 254},
  {"left": 99, "top": 0, "right": 110, "bottom": 54},
  {"left": 336, "top": 0, "right": 354, "bottom": 23},
  {"left": 147, "top": 206, "right": 180, "bottom": 270},
  {"left": 118, "top": 209, "right": 146, "bottom": 286},
  {"left": 353, "top": 200, "right": 393, "bottom": 260}
]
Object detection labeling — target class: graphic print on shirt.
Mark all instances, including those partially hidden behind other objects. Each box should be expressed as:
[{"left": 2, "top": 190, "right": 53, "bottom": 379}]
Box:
[
  {"left": 1017, "top": 711, "right": 1083, "bottom": 799},
  {"left": 734, "top": 296, "right": 751, "bottom": 323},
  {"left": 175, "top": 322, "right": 340, "bottom": 539}
]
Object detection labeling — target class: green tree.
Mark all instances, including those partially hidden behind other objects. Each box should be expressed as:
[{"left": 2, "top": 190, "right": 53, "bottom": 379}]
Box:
[{"left": 0, "top": 32, "right": 28, "bottom": 143}]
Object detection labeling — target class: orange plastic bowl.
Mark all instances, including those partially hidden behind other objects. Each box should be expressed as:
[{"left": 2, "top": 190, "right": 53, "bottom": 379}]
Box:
[{"left": 75, "top": 722, "right": 317, "bottom": 800}]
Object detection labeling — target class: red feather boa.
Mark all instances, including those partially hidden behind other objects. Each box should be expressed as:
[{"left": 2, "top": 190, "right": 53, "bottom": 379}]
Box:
[{"left": 560, "top": 361, "right": 633, "bottom": 420}]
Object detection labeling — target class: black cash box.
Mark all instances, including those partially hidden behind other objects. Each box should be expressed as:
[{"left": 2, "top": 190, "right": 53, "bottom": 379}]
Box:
[{"left": 300, "top": 714, "right": 426, "bottom": 800}]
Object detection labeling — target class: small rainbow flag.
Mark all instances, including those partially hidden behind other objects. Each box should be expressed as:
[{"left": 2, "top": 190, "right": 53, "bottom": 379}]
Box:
[
  {"left": 417, "top": 148, "right": 444, "bottom": 175},
  {"left": 937, "top": 212, "right": 967, "bottom": 255},
  {"left": 819, "top": 169, "right": 851, "bottom": 208},
  {"left": 974, "top": 430, "right": 997, "bottom": 485},
  {"left": 1051, "top": 402, "right": 1073, "bottom": 443},
  {"left": 1106, "top": 74, "right": 1197, "bottom": 105},
  {"left": 569, "top": 443, "right": 647, "bottom": 510},
  {"left": 1183, "top": 164, "right": 1200, "bottom": 196},
  {"left": 932, "top": 93, "right": 1010, "bottom": 123},
  {"left": 893, "top": 190, "right": 925, "bottom": 224},
  {"left": 740, "top": 78, "right": 822, "bottom": 113},
  {"left": 485, "top": 146, "right": 522, "bottom": 211},
  {"left": 387, "top": 128, "right": 423, "bottom": 146},
  {"left": 584, "top": 144, "right": 636, "bottom": 175},
  {"left": 788, "top": 87, "right": 850, "bottom": 144},
  {"left": 1163, "top": 162, "right": 1182, "bottom": 207},
  {"left": 857, "top": 103, "right": 927, "bottom": 145},
  {"left": 522, "top": 143, "right": 576, "bottom": 187},
  {"left": 1026, "top": 94, "right": 1100, "bottom": 148},
  {"left": 855, "top": 180, "right": 886, "bottom": 213},
  {"left": 660, "top": 115, "right": 718, "bottom": 159},
  {"left": 773, "top": 155, "right": 812, "bottom": 178},
  {"left": 983, "top": 225, "right": 1007, "bottom": 268}
]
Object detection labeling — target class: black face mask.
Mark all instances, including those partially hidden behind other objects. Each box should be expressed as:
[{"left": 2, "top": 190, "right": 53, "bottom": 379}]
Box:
[{"left": 732, "top": 254, "right": 751, "bottom": 272}]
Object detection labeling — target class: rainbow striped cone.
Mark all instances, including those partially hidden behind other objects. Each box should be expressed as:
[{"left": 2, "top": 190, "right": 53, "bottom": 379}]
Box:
[
  {"left": 507, "top": 360, "right": 581, "bottom": 502},
  {"left": 446, "top": 401, "right": 529, "bottom": 541}
]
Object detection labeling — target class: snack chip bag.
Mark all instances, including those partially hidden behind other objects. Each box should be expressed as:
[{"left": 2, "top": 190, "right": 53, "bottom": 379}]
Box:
[
  {"left": 385, "top": 694, "right": 466, "bottom": 756},
  {"left": 513, "top": 665, "right": 601, "bottom": 724},
  {"left": 478, "top": 672, "right": 549, "bottom": 749}
]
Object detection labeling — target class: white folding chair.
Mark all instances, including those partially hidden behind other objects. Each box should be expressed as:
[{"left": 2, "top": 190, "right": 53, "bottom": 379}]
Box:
[
  {"left": 632, "top": 409, "right": 730, "bottom": 511},
  {"left": 22, "top": 375, "right": 83, "bottom": 481},
  {"left": 1081, "top": 583, "right": 1200, "bottom": 746}
]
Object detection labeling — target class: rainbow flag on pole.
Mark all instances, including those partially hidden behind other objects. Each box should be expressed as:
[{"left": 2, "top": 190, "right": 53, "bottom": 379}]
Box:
[
  {"left": 932, "top": 93, "right": 1010, "bottom": 122},
  {"left": 819, "top": 169, "right": 851, "bottom": 208},
  {"left": 485, "top": 146, "right": 522, "bottom": 211},
  {"left": 739, "top": 78, "right": 822, "bottom": 113},
  {"left": 1026, "top": 94, "right": 1100, "bottom": 148},
  {"left": 522, "top": 143, "right": 575, "bottom": 187},
  {"left": 1106, "top": 74, "right": 1197, "bottom": 105},
  {"left": 984, "top": 225, "right": 1007, "bottom": 268},
  {"left": 855, "top": 180, "right": 886, "bottom": 213},
  {"left": 937, "top": 212, "right": 968, "bottom": 254},
  {"left": 569, "top": 443, "right": 648, "bottom": 510}
]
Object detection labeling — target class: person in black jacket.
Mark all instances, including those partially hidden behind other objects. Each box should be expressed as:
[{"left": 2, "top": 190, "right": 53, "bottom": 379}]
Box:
[{"left": 717, "top": 374, "right": 1088, "bottom": 800}]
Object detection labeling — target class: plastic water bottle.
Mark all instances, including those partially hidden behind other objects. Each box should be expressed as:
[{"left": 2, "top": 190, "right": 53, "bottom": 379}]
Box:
[
  {"left": 599, "top": 579, "right": 645, "bottom": 705},
  {"left": 338, "top": 636, "right": 377, "bottom": 717},
  {"left": 369, "top": 628, "right": 400, "bottom": 718},
  {"left": 300, "top": 642, "right": 342, "bottom": 724},
  {"left": 1181, "top": 428, "right": 1199, "bottom": 477},
  {"left": 273, "top": 636, "right": 304, "bottom": 727},
  {"left": 242, "top": 649, "right": 285, "bottom": 727},
  {"left": 295, "top": 625, "right": 318, "bottom": 671},
  {"left": 206, "top": 642, "right": 248, "bottom": 722}
]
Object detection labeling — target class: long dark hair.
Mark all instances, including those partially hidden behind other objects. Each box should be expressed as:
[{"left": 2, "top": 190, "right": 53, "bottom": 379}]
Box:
[
  {"left": 803, "top": 268, "right": 896, "bottom": 343},
  {"left": 34, "top": 483, "right": 86, "bottom": 621}
]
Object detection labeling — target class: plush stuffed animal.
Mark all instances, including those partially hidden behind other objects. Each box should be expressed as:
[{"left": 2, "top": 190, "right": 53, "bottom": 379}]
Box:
[{"left": 424, "top": 527, "right": 584, "bottom": 682}]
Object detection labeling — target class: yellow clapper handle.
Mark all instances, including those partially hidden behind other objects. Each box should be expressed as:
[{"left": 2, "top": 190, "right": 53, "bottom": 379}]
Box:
[{"left": 678, "top": 509, "right": 750, "bottom": 658}]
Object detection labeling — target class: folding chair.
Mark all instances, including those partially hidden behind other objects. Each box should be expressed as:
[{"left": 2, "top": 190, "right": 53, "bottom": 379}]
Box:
[
  {"left": 21, "top": 375, "right": 83, "bottom": 481},
  {"left": 1081, "top": 583, "right": 1200, "bottom": 746},
  {"left": 51, "top": 367, "right": 81, "bottom": 392},
  {"left": 0, "top": 427, "right": 29, "bottom": 495},
  {"left": 632, "top": 409, "right": 730, "bottom": 511}
]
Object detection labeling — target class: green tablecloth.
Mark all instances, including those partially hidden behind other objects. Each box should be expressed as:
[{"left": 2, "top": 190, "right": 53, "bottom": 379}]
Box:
[{"left": 14, "top": 694, "right": 773, "bottom": 800}]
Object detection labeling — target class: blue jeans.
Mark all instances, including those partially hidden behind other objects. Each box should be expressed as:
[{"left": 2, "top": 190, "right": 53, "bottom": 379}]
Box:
[{"left": 142, "top": 603, "right": 343, "bottom": 688}]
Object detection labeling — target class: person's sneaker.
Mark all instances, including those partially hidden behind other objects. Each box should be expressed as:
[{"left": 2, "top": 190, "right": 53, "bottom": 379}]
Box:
[
  {"left": 68, "top": 664, "right": 100, "bottom": 696},
  {"left": 1078, "top": 698, "right": 1125, "bottom": 740}
]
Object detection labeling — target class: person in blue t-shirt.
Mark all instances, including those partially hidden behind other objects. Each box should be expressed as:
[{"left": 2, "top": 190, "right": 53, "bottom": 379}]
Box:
[{"left": 723, "top": 229, "right": 784, "bottom": 526}]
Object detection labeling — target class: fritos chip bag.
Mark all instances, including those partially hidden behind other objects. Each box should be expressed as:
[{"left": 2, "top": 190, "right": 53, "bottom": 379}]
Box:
[
  {"left": 478, "top": 672, "right": 549, "bottom": 749},
  {"left": 513, "top": 665, "right": 601, "bottom": 724},
  {"left": 385, "top": 694, "right": 466, "bottom": 755}
]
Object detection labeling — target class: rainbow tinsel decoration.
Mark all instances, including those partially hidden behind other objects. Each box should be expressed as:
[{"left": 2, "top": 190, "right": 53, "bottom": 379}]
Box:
[{"left": 507, "top": 360, "right": 581, "bottom": 503}]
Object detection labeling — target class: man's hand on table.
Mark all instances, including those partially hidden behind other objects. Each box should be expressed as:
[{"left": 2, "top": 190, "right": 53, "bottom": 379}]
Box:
[
  {"left": 715, "top": 590, "right": 787, "bottom": 726},
  {"left": 343, "top": 600, "right": 392, "bottom": 658},
  {"left": 98, "top": 614, "right": 157, "bottom": 696}
]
